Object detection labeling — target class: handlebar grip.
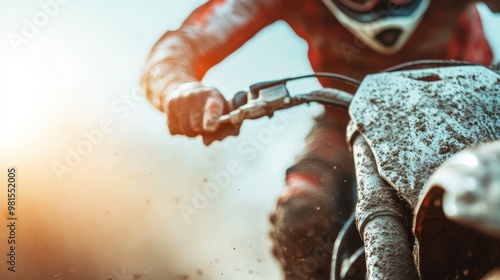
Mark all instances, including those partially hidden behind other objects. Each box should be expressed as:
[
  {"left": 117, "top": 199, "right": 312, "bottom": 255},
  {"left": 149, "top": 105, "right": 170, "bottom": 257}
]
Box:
[{"left": 229, "top": 91, "right": 248, "bottom": 110}]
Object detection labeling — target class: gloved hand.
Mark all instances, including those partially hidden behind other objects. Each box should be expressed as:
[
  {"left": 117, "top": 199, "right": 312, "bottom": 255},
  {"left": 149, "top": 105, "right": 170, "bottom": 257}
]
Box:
[{"left": 164, "top": 82, "right": 240, "bottom": 145}]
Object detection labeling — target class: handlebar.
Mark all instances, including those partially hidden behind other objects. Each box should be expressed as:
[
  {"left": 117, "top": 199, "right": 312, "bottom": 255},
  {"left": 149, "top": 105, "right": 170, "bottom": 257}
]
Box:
[{"left": 220, "top": 79, "right": 355, "bottom": 126}]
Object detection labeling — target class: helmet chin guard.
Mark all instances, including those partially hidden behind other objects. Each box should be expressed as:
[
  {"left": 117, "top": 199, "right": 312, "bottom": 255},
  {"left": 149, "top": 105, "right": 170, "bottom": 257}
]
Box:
[{"left": 322, "top": 0, "right": 430, "bottom": 54}]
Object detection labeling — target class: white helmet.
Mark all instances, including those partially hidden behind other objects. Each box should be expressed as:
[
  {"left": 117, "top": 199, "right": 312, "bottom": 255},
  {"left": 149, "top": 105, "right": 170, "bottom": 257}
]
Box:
[{"left": 321, "top": 0, "right": 430, "bottom": 54}]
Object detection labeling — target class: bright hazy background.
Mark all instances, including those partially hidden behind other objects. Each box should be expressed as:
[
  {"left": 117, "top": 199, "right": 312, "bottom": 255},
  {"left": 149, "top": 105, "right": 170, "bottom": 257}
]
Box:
[{"left": 0, "top": 1, "right": 498, "bottom": 279}]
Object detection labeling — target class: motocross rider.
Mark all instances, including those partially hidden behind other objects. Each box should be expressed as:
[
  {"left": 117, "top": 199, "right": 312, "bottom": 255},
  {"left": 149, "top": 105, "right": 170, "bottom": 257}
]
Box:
[{"left": 141, "top": 1, "right": 500, "bottom": 279}]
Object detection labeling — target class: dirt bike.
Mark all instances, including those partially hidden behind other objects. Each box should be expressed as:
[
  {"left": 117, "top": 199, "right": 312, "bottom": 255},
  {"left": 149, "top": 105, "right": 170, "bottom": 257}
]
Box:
[{"left": 219, "top": 60, "right": 500, "bottom": 279}]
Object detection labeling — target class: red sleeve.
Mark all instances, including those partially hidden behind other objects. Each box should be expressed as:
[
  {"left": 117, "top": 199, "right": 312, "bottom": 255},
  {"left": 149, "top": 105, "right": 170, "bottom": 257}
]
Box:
[{"left": 142, "top": 0, "right": 284, "bottom": 111}]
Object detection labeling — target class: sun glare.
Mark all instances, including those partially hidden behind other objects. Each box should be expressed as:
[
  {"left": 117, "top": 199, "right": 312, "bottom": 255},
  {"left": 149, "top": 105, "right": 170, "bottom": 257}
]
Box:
[{"left": 0, "top": 41, "right": 73, "bottom": 158}]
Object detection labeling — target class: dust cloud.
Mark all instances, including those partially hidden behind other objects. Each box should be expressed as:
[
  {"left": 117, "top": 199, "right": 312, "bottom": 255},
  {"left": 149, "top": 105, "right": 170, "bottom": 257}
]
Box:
[
  {"left": 0, "top": 110, "right": 293, "bottom": 280},
  {"left": 0, "top": 73, "right": 312, "bottom": 279}
]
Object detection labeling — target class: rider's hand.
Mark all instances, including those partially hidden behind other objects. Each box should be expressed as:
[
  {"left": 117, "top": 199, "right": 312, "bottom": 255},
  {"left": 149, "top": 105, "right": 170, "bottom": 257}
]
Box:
[{"left": 164, "top": 82, "right": 240, "bottom": 145}]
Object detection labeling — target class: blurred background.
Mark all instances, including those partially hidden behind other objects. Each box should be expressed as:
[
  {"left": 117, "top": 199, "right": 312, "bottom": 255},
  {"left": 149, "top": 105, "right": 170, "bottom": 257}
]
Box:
[{"left": 0, "top": 1, "right": 498, "bottom": 279}]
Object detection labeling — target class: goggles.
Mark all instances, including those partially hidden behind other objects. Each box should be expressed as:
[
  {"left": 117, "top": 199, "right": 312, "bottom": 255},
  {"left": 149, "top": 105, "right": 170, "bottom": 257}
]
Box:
[{"left": 322, "top": 0, "right": 429, "bottom": 53}]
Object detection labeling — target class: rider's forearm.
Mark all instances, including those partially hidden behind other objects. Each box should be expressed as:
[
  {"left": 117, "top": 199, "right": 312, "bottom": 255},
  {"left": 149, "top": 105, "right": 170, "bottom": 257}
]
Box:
[
  {"left": 141, "top": 29, "right": 202, "bottom": 112},
  {"left": 141, "top": 0, "right": 284, "bottom": 112}
]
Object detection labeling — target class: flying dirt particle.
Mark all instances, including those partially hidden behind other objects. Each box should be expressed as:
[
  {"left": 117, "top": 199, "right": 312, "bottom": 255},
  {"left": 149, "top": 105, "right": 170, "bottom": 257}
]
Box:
[
  {"left": 197, "top": 269, "right": 203, "bottom": 275},
  {"left": 133, "top": 273, "right": 142, "bottom": 279},
  {"left": 145, "top": 199, "right": 151, "bottom": 207},
  {"left": 105, "top": 210, "right": 110, "bottom": 215},
  {"left": 203, "top": 178, "right": 208, "bottom": 183},
  {"left": 257, "top": 258, "right": 261, "bottom": 263},
  {"left": 356, "top": 123, "right": 365, "bottom": 133},
  {"left": 175, "top": 197, "right": 179, "bottom": 202},
  {"left": 178, "top": 275, "right": 189, "bottom": 280},
  {"left": 249, "top": 270, "right": 254, "bottom": 274},
  {"left": 439, "top": 144, "right": 450, "bottom": 155}
]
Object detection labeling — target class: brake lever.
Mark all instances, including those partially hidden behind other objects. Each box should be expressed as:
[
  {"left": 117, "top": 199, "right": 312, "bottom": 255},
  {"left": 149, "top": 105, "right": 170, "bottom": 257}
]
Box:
[{"left": 219, "top": 83, "right": 291, "bottom": 126}]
